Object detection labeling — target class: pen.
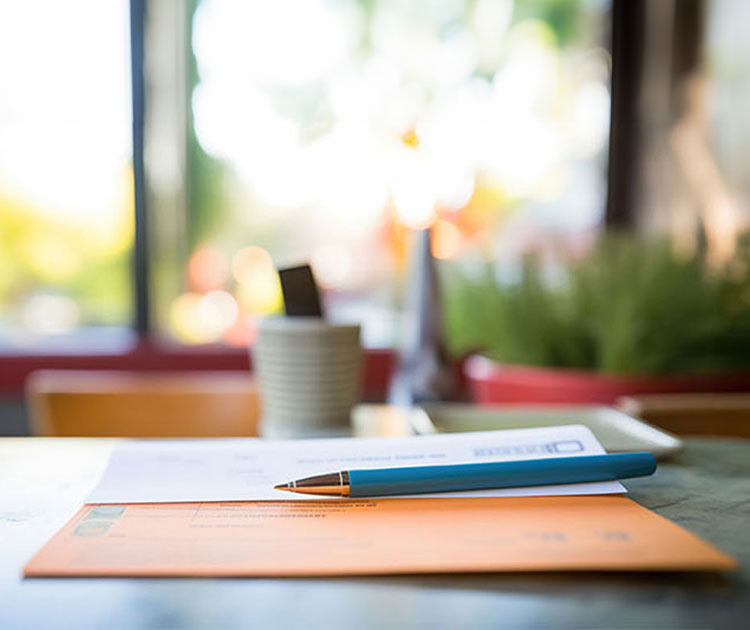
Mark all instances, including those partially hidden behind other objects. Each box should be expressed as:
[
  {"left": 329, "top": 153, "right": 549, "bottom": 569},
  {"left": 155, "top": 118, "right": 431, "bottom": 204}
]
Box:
[{"left": 274, "top": 452, "right": 657, "bottom": 497}]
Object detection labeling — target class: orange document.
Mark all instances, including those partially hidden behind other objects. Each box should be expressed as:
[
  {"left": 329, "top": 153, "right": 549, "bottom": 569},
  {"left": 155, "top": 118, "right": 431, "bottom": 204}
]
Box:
[{"left": 24, "top": 496, "right": 736, "bottom": 577}]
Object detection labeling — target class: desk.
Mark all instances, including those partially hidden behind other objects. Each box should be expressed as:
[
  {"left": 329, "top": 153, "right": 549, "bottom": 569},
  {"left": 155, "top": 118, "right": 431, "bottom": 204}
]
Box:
[{"left": 1, "top": 438, "right": 749, "bottom": 630}]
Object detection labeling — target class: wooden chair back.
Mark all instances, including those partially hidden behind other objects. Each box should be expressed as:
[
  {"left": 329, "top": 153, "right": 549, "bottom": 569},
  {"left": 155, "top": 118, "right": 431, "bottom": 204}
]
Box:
[{"left": 26, "top": 370, "right": 260, "bottom": 437}]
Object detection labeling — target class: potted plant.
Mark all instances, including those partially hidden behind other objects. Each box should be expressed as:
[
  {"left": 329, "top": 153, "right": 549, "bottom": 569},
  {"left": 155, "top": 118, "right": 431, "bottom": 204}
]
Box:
[{"left": 440, "top": 234, "right": 750, "bottom": 404}]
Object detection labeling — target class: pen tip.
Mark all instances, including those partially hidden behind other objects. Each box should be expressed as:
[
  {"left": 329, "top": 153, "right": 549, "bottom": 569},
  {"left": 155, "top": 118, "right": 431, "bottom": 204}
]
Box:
[{"left": 274, "top": 483, "right": 291, "bottom": 491}]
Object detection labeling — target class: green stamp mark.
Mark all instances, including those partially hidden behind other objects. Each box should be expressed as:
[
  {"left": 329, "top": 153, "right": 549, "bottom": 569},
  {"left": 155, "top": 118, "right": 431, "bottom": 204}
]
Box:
[
  {"left": 86, "top": 505, "right": 126, "bottom": 520},
  {"left": 73, "top": 520, "right": 112, "bottom": 537}
]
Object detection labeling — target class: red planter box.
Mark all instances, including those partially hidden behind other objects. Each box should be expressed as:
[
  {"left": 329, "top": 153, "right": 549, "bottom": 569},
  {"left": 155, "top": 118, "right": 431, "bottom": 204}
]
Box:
[{"left": 464, "top": 354, "right": 750, "bottom": 405}]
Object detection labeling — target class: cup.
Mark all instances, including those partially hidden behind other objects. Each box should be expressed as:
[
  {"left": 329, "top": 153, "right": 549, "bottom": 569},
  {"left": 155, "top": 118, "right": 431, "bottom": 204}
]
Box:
[{"left": 252, "top": 317, "right": 362, "bottom": 438}]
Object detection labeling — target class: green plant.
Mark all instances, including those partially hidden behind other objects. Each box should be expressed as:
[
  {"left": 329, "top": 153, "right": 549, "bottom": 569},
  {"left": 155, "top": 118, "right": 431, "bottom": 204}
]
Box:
[{"left": 441, "top": 234, "right": 750, "bottom": 375}]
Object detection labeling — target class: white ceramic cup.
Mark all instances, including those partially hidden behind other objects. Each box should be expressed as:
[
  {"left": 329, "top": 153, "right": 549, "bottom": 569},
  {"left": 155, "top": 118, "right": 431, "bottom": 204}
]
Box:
[{"left": 253, "top": 317, "right": 362, "bottom": 438}]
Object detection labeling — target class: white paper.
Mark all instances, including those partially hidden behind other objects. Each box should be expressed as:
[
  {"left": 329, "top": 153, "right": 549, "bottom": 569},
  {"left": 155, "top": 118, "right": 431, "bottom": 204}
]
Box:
[{"left": 86, "top": 424, "right": 625, "bottom": 504}]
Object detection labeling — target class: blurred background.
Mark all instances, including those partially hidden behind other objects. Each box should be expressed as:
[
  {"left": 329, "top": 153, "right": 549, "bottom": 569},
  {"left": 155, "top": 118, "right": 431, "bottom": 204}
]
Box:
[{"left": 2, "top": 0, "right": 750, "bottom": 433}]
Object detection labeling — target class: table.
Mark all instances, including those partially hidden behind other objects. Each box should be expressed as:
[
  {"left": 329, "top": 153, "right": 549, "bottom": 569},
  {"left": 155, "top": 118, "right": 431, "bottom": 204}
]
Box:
[{"left": 1, "top": 438, "right": 749, "bottom": 630}]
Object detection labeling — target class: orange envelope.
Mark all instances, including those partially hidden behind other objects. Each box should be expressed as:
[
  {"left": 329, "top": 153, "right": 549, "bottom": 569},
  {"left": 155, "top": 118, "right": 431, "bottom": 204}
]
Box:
[{"left": 24, "top": 496, "right": 736, "bottom": 577}]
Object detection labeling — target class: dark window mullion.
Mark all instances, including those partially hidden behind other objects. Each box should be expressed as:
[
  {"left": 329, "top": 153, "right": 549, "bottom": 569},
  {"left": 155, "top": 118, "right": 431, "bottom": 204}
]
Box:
[
  {"left": 130, "top": 0, "right": 150, "bottom": 336},
  {"left": 605, "top": 0, "right": 646, "bottom": 229}
]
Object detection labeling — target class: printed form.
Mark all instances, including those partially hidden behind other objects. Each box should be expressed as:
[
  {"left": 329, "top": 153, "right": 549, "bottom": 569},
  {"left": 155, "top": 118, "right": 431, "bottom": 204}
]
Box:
[
  {"left": 25, "top": 496, "right": 737, "bottom": 577},
  {"left": 86, "top": 424, "right": 625, "bottom": 503}
]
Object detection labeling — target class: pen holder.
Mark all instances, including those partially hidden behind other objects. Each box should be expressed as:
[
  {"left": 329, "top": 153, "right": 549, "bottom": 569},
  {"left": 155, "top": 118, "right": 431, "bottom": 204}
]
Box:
[{"left": 253, "top": 317, "right": 362, "bottom": 438}]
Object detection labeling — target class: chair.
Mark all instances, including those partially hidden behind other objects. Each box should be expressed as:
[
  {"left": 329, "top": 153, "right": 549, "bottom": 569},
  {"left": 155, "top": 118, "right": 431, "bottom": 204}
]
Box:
[
  {"left": 617, "top": 393, "right": 750, "bottom": 438},
  {"left": 26, "top": 370, "right": 261, "bottom": 437}
]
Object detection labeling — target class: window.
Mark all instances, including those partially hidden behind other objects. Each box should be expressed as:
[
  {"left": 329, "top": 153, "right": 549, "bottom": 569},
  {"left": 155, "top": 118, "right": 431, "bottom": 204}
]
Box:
[
  {"left": 148, "top": 0, "right": 612, "bottom": 349},
  {"left": 0, "top": 0, "right": 133, "bottom": 352},
  {"left": 1, "top": 0, "right": 611, "bottom": 357}
]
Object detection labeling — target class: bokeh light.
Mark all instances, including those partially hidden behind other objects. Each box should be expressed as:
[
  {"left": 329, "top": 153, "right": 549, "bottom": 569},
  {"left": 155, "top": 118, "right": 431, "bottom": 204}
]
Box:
[
  {"left": 431, "top": 219, "right": 465, "bottom": 260},
  {"left": 187, "top": 245, "right": 230, "bottom": 293},
  {"left": 232, "top": 247, "right": 283, "bottom": 314},
  {"left": 197, "top": 290, "right": 239, "bottom": 336},
  {"left": 169, "top": 290, "right": 239, "bottom": 344},
  {"left": 21, "top": 293, "right": 80, "bottom": 336}
]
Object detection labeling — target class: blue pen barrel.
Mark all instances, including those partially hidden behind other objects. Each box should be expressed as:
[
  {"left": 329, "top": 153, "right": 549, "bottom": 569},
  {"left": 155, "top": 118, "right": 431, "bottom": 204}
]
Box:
[{"left": 347, "top": 452, "right": 657, "bottom": 497}]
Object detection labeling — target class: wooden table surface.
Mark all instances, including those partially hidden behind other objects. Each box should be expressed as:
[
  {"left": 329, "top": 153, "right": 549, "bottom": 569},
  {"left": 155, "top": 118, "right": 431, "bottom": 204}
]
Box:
[{"left": 1, "top": 437, "right": 749, "bottom": 630}]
